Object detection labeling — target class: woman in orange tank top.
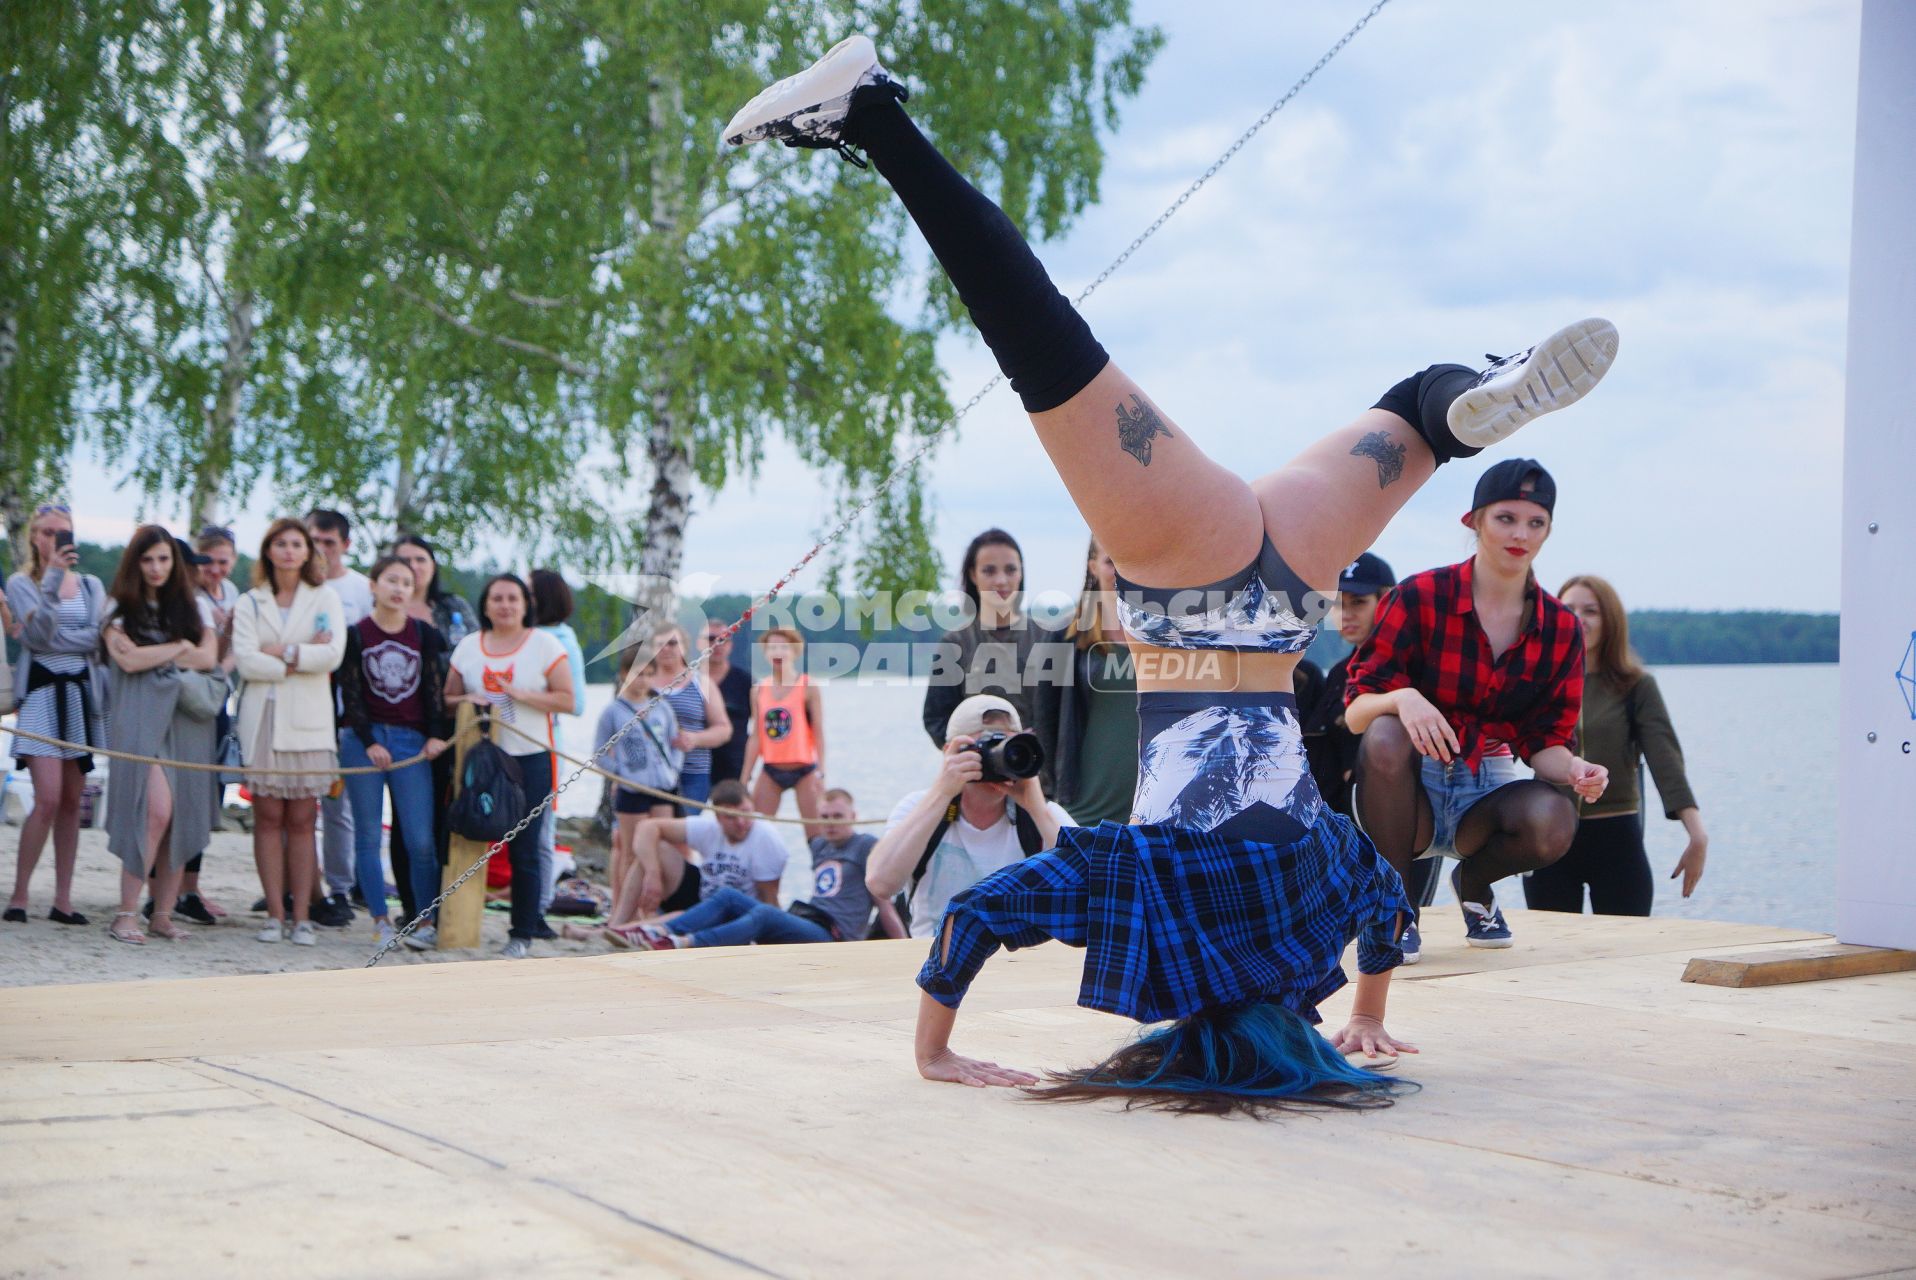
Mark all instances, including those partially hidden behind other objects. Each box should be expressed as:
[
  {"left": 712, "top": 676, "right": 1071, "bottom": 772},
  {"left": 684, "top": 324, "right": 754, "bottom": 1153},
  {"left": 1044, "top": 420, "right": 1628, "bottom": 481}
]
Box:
[{"left": 743, "top": 627, "right": 826, "bottom": 833}]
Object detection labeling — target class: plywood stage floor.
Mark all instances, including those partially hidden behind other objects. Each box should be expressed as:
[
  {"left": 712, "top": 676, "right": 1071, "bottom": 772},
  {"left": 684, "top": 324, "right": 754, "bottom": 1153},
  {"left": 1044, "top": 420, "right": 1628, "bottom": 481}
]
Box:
[{"left": 3, "top": 911, "right": 1912, "bottom": 1278}]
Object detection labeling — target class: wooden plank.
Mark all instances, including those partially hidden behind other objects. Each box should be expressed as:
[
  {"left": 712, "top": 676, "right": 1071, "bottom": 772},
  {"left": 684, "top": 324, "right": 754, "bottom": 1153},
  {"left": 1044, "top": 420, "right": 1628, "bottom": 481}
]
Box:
[
  {"left": 3, "top": 914, "right": 1915, "bottom": 1278},
  {"left": 1682, "top": 943, "right": 1916, "bottom": 988},
  {"left": 437, "top": 702, "right": 491, "bottom": 950}
]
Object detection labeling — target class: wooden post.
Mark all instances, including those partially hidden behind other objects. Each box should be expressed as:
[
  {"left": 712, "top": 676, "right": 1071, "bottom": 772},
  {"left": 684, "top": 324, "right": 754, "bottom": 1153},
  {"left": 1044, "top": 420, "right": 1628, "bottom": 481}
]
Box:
[{"left": 436, "top": 703, "right": 491, "bottom": 950}]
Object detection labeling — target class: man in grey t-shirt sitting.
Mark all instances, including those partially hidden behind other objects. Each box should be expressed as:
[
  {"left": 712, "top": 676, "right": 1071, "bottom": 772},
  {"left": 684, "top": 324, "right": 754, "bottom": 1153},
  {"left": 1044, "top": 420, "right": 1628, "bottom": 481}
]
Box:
[{"left": 623, "top": 788, "right": 902, "bottom": 948}]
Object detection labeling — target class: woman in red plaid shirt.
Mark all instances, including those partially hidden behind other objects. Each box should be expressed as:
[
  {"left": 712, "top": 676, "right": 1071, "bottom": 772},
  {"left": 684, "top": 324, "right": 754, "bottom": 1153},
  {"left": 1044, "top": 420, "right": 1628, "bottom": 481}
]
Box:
[{"left": 1346, "top": 460, "right": 1609, "bottom": 956}]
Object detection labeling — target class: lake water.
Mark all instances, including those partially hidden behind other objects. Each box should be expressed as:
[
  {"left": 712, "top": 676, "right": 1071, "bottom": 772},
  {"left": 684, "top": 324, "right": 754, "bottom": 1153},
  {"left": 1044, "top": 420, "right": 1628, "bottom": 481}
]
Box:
[{"left": 566, "top": 664, "right": 1838, "bottom": 931}]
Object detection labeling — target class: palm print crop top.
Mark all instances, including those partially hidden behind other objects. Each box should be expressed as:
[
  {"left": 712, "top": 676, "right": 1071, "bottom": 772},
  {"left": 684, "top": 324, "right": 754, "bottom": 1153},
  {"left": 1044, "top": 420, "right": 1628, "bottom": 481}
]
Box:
[{"left": 1114, "top": 534, "right": 1327, "bottom": 655}]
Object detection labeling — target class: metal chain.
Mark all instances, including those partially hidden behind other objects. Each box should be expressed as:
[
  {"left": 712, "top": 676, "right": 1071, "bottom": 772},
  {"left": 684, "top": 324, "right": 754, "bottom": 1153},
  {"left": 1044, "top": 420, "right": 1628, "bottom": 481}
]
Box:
[{"left": 366, "top": 0, "right": 1392, "bottom": 966}]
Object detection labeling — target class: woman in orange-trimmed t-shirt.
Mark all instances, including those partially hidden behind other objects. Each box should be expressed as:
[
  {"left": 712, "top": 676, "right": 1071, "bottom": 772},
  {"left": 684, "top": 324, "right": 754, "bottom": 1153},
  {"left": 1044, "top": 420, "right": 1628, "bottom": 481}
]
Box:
[
  {"left": 742, "top": 627, "right": 825, "bottom": 833},
  {"left": 444, "top": 572, "right": 574, "bottom": 958}
]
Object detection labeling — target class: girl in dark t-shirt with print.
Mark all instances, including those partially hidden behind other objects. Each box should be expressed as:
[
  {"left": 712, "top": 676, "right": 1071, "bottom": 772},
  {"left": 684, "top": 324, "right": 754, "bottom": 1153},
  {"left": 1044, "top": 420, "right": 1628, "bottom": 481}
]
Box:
[{"left": 336, "top": 556, "right": 453, "bottom": 946}]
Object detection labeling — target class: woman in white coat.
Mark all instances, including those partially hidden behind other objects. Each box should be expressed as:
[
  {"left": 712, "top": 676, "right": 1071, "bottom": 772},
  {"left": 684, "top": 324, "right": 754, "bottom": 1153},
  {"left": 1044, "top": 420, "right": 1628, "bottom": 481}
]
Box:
[{"left": 232, "top": 517, "right": 345, "bottom": 946}]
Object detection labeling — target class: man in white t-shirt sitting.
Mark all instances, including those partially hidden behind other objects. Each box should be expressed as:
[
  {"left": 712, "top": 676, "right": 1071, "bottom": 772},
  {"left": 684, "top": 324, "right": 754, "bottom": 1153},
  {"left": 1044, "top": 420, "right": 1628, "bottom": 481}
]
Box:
[
  {"left": 868, "top": 695, "right": 1073, "bottom": 939},
  {"left": 600, "top": 779, "right": 790, "bottom": 937}
]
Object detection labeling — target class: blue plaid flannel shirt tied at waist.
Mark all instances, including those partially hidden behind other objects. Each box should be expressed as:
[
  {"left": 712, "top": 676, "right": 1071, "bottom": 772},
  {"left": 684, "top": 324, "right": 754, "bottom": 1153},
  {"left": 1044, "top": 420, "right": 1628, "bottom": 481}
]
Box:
[{"left": 916, "top": 810, "right": 1410, "bottom": 1025}]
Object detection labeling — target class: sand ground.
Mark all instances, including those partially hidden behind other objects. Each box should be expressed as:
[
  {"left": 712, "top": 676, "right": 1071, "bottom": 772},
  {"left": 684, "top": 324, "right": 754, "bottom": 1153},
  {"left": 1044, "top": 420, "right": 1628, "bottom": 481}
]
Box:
[{"left": 0, "top": 821, "right": 613, "bottom": 988}]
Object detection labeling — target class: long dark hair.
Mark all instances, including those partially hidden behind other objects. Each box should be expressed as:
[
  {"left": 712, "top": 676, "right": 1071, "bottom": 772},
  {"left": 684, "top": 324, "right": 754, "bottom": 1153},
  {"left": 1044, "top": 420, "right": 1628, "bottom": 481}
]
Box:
[
  {"left": 476, "top": 572, "right": 534, "bottom": 631},
  {"left": 107, "top": 526, "right": 203, "bottom": 646},
  {"left": 395, "top": 533, "right": 454, "bottom": 604},
  {"left": 529, "top": 568, "right": 574, "bottom": 627},
  {"left": 1065, "top": 533, "right": 1113, "bottom": 651},
  {"left": 958, "top": 527, "right": 1023, "bottom": 614},
  {"left": 1024, "top": 999, "right": 1414, "bottom": 1118}
]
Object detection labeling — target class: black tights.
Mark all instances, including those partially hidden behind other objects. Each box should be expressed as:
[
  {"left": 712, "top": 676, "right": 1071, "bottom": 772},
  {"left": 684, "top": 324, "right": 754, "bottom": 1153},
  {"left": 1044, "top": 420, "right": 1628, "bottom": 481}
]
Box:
[
  {"left": 1523, "top": 814, "right": 1654, "bottom": 916},
  {"left": 844, "top": 92, "right": 1476, "bottom": 460},
  {"left": 1355, "top": 716, "right": 1576, "bottom": 905},
  {"left": 840, "top": 94, "right": 1107, "bottom": 412}
]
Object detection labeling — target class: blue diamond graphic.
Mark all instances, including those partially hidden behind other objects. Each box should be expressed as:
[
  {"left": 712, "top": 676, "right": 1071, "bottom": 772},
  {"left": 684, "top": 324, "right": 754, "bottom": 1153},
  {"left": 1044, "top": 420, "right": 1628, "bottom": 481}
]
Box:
[{"left": 1899, "top": 632, "right": 1916, "bottom": 721}]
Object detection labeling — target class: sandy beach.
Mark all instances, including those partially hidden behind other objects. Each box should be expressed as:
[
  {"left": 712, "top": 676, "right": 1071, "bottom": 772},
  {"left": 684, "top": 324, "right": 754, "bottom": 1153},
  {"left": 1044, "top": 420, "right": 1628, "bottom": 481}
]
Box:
[{"left": 0, "top": 822, "right": 611, "bottom": 988}]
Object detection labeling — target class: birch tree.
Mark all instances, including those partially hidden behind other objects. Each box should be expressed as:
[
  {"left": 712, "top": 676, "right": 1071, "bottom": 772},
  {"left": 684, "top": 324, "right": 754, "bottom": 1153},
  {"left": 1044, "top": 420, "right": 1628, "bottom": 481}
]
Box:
[{"left": 286, "top": 0, "right": 1159, "bottom": 617}]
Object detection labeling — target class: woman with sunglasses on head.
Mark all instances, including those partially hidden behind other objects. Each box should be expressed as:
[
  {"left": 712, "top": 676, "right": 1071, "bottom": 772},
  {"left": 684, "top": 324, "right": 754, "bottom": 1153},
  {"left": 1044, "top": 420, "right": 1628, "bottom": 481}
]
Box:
[
  {"left": 645, "top": 624, "right": 733, "bottom": 818},
  {"left": 100, "top": 528, "right": 221, "bottom": 944},
  {"left": 5, "top": 502, "right": 107, "bottom": 926},
  {"left": 725, "top": 38, "right": 1618, "bottom": 1109}
]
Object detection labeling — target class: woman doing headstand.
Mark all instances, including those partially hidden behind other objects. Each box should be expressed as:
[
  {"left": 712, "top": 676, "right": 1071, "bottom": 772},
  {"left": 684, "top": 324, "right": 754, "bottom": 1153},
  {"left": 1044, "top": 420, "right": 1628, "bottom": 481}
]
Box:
[{"left": 725, "top": 37, "right": 1620, "bottom": 1111}]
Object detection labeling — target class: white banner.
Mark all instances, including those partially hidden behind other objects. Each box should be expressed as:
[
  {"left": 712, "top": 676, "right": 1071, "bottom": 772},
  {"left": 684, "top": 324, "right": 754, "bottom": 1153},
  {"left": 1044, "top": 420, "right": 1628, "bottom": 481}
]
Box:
[{"left": 1837, "top": 0, "right": 1916, "bottom": 948}]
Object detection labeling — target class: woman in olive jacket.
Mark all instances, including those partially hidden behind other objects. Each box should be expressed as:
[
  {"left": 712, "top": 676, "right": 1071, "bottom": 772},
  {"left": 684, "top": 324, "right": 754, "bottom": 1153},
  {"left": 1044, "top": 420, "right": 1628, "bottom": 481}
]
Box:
[{"left": 1527, "top": 574, "right": 1708, "bottom": 915}]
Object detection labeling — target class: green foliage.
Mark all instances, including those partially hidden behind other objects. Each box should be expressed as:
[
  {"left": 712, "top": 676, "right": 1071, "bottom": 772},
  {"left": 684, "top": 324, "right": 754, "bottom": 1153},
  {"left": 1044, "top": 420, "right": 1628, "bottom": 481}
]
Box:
[
  {"left": 273, "top": 0, "right": 1160, "bottom": 582},
  {"left": 0, "top": 5, "right": 153, "bottom": 525},
  {"left": 18, "top": 1, "right": 1159, "bottom": 596}
]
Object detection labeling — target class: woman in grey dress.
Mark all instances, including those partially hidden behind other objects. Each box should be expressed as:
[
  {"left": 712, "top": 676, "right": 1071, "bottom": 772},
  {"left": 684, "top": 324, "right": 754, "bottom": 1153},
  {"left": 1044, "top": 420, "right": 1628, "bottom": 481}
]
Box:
[
  {"left": 100, "top": 527, "right": 221, "bottom": 945},
  {"left": 4, "top": 503, "right": 107, "bottom": 926}
]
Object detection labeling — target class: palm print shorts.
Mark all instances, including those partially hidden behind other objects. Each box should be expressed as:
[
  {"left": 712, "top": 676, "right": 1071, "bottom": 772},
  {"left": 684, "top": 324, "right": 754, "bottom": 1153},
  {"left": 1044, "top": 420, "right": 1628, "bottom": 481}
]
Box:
[{"left": 1130, "top": 690, "right": 1324, "bottom": 845}]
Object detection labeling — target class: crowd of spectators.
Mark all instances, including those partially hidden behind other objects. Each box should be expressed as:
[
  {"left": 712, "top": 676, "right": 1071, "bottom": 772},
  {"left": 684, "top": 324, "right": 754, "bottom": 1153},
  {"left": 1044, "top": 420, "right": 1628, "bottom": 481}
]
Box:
[{"left": 2, "top": 495, "right": 1708, "bottom": 960}]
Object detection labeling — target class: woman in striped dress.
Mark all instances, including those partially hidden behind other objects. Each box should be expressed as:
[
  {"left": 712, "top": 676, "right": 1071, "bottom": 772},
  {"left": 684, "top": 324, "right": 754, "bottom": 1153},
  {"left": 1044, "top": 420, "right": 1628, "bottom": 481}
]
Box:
[
  {"left": 648, "top": 625, "right": 732, "bottom": 817},
  {"left": 4, "top": 503, "right": 107, "bottom": 927}
]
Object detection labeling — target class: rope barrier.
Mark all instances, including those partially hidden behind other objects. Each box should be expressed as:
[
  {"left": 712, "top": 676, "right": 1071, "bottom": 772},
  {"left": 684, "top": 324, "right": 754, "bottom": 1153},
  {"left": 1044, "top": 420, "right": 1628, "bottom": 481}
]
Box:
[
  {"left": 2, "top": 724, "right": 470, "bottom": 777},
  {"left": 492, "top": 720, "right": 890, "bottom": 826}
]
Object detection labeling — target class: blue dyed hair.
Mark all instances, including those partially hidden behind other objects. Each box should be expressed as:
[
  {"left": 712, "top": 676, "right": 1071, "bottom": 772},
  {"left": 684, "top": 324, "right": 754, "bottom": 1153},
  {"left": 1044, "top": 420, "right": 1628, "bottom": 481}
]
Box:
[{"left": 1026, "top": 999, "right": 1414, "bottom": 1117}]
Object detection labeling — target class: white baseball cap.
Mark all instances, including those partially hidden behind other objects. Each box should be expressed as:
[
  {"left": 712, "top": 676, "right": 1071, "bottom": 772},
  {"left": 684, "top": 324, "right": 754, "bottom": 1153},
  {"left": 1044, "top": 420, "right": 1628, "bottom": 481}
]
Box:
[{"left": 946, "top": 693, "right": 1021, "bottom": 741}]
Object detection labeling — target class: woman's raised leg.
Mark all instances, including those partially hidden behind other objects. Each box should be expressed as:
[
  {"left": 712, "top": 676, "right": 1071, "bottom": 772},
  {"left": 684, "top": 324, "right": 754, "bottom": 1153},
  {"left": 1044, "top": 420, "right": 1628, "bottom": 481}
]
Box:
[
  {"left": 837, "top": 90, "right": 1262, "bottom": 589},
  {"left": 1257, "top": 321, "right": 1620, "bottom": 590}
]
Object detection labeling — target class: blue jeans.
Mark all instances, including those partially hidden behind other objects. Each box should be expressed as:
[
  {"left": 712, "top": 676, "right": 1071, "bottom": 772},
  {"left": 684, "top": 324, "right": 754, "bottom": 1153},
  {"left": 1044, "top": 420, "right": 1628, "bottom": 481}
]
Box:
[
  {"left": 668, "top": 887, "right": 830, "bottom": 948},
  {"left": 538, "top": 805, "right": 558, "bottom": 914},
  {"left": 677, "top": 771, "right": 711, "bottom": 818},
  {"left": 340, "top": 725, "right": 437, "bottom": 923}
]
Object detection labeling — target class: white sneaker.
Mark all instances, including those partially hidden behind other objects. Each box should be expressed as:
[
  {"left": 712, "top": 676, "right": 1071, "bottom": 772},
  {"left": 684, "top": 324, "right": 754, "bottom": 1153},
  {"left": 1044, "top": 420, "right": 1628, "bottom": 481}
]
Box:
[
  {"left": 257, "top": 921, "right": 285, "bottom": 944},
  {"left": 289, "top": 920, "right": 318, "bottom": 947},
  {"left": 721, "top": 35, "right": 906, "bottom": 149},
  {"left": 1446, "top": 318, "right": 1620, "bottom": 448},
  {"left": 375, "top": 920, "right": 396, "bottom": 949},
  {"left": 402, "top": 924, "right": 437, "bottom": 952},
  {"left": 501, "top": 938, "right": 531, "bottom": 960}
]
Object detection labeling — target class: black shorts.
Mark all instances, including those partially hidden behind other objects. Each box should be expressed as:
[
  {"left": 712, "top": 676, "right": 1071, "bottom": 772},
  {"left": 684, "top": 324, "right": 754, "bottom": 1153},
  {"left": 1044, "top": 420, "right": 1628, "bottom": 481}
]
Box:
[
  {"left": 660, "top": 862, "right": 701, "bottom": 913},
  {"left": 762, "top": 762, "right": 816, "bottom": 789},
  {"left": 614, "top": 786, "right": 674, "bottom": 816}
]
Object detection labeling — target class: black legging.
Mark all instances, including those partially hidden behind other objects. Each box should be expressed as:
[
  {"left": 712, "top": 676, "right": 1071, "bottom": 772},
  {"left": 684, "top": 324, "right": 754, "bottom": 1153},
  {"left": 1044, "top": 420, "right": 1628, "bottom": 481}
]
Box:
[
  {"left": 1521, "top": 813, "right": 1654, "bottom": 916},
  {"left": 506, "top": 750, "right": 555, "bottom": 941}
]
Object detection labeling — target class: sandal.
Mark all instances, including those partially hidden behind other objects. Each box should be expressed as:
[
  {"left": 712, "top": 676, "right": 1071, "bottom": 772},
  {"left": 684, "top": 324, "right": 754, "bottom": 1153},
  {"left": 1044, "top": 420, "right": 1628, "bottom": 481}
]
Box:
[
  {"left": 108, "top": 911, "right": 146, "bottom": 946},
  {"left": 148, "top": 912, "right": 189, "bottom": 942}
]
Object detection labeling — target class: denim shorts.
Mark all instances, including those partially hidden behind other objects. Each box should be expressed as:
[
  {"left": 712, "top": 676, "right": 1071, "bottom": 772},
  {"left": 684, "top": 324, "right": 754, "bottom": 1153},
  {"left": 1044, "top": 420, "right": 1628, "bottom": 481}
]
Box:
[{"left": 1417, "top": 753, "right": 1524, "bottom": 860}]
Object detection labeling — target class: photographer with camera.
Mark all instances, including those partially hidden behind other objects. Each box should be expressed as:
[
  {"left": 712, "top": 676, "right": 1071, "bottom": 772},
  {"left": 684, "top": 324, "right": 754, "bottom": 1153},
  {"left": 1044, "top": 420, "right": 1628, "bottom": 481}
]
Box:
[{"left": 868, "top": 695, "right": 1073, "bottom": 938}]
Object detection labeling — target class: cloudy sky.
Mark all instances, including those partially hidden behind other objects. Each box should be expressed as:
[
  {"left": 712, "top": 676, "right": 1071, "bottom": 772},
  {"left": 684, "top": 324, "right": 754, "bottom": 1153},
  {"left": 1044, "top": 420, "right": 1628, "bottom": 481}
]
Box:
[{"left": 72, "top": 0, "right": 1861, "bottom": 611}]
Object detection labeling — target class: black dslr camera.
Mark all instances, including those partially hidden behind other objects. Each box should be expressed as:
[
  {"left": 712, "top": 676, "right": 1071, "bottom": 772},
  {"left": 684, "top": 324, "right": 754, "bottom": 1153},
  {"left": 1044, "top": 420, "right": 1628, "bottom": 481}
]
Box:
[{"left": 962, "top": 730, "right": 1045, "bottom": 784}]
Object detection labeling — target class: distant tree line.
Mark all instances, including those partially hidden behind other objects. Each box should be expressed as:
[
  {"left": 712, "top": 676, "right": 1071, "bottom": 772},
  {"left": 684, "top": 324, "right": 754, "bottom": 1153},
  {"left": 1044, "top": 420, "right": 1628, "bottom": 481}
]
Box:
[
  {"left": 27, "top": 551, "right": 1840, "bottom": 674},
  {"left": 1627, "top": 611, "right": 1838, "bottom": 665}
]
